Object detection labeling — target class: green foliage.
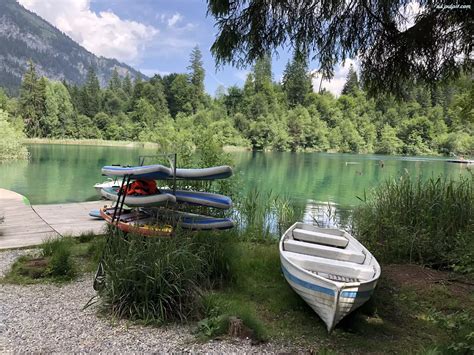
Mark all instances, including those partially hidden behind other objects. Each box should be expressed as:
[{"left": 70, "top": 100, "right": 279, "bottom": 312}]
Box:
[
  {"left": 376, "top": 124, "right": 403, "bottom": 154},
  {"left": 7, "top": 54, "right": 473, "bottom": 157},
  {"left": 353, "top": 175, "right": 474, "bottom": 270},
  {"left": 207, "top": 1, "right": 471, "bottom": 96},
  {"left": 341, "top": 64, "right": 360, "bottom": 96},
  {"left": 81, "top": 67, "right": 101, "bottom": 117},
  {"left": 187, "top": 46, "right": 207, "bottom": 113},
  {"left": 19, "top": 61, "right": 45, "bottom": 137},
  {"left": 282, "top": 53, "right": 312, "bottom": 107},
  {"left": 3, "top": 235, "right": 102, "bottom": 284},
  {"left": 197, "top": 293, "right": 268, "bottom": 342},
  {"left": 41, "top": 237, "right": 76, "bottom": 279},
  {"left": 235, "top": 187, "right": 298, "bottom": 242},
  {"left": 0, "top": 109, "right": 28, "bottom": 162},
  {"left": 426, "top": 311, "right": 474, "bottom": 354},
  {"left": 96, "top": 229, "right": 232, "bottom": 323}
]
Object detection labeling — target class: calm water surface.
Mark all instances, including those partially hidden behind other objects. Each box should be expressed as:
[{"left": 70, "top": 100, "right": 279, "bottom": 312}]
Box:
[{"left": 0, "top": 144, "right": 469, "bottom": 208}]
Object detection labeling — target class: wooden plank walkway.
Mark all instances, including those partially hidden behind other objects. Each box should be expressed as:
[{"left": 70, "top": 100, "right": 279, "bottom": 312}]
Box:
[{"left": 0, "top": 188, "right": 106, "bottom": 249}]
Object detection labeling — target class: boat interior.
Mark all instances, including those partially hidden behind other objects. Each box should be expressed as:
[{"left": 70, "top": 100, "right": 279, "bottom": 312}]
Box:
[{"left": 283, "top": 224, "right": 376, "bottom": 282}]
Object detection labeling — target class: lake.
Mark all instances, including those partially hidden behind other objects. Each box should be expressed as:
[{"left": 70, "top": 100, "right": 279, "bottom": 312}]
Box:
[{"left": 0, "top": 144, "right": 469, "bottom": 210}]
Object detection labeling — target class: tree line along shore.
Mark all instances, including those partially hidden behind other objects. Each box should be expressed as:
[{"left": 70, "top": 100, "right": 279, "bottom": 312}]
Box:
[{"left": 0, "top": 47, "right": 472, "bottom": 163}]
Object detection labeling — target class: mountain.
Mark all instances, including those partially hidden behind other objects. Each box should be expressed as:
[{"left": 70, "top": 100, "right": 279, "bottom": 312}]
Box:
[{"left": 0, "top": 0, "right": 146, "bottom": 95}]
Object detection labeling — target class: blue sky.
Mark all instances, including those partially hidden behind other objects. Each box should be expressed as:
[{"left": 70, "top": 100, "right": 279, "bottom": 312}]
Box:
[
  {"left": 89, "top": 0, "right": 293, "bottom": 94},
  {"left": 18, "top": 0, "right": 353, "bottom": 95}
]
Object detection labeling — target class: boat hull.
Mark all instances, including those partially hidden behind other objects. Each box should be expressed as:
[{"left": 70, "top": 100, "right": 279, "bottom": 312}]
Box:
[{"left": 279, "top": 222, "right": 380, "bottom": 332}]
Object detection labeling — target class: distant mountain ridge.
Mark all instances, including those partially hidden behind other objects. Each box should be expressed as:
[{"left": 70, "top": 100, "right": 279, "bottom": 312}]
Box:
[{"left": 0, "top": 0, "right": 146, "bottom": 95}]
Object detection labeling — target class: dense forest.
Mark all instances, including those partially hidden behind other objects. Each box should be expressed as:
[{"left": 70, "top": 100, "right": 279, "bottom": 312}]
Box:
[{"left": 0, "top": 46, "right": 472, "bottom": 156}]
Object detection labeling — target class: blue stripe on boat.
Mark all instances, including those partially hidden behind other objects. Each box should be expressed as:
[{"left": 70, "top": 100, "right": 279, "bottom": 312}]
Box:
[
  {"left": 340, "top": 290, "right": 373, "bottom": 299},
  {"left": 282, "top": 266, "right": 371, "bottom": 299},
  {"left": 282, "top": 266, "right": 335, "bottom": 296}
]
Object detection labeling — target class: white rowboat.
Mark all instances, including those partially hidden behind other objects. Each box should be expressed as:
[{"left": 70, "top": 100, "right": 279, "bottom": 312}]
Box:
[{"left": 279, "top": 222, "right": 381, "bottom": 332}]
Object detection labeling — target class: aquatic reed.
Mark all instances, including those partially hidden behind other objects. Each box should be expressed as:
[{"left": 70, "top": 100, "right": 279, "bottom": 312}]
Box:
[{"left": 353, "top": 174, "right": 473, "bottom": 270}]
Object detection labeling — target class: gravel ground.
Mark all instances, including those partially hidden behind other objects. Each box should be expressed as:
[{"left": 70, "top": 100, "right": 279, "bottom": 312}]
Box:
[{"left": 0, "top": 249, "right": 300, "bottom": 353}]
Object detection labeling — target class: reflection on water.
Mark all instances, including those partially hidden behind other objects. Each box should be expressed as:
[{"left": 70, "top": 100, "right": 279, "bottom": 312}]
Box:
[
  {"left": 0, "top": 145, "right": 470, "bottom": 210},
  {"left": 303, "top": 201, "right": 352, "bottom": 229},
  {"left": 233, "top": 151, "right": 470, "bottom": 206}
]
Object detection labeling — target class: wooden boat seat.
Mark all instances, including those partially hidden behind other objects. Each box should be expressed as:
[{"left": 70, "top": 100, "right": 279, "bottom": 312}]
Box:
[
  {"left": 292, "top": 228, "right": 348, "bottom": 248},
  {"left": 284, "top": 251, "right": 375, "bottom": 281},
  {"left": 284, "top": 239, "right": 366, "bottom": 264}
]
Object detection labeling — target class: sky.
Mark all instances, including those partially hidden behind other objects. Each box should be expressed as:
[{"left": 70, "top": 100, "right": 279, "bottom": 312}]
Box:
[{"left": 17, "top": 0, "right": 356, "bottom": 96}]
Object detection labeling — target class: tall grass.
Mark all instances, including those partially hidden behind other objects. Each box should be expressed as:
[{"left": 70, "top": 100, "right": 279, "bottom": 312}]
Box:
[
  {"left": 41, "top": 237, "right": 76, "bottom": 279},
  {"left": 96, "top": 228, "right": 233, "bottom": 323},
  {"left": 234, "top": 187, "right": 298, "bottom": 241},
  {"left": 353, "top": 174, "right": 473, "bottom": 270}
]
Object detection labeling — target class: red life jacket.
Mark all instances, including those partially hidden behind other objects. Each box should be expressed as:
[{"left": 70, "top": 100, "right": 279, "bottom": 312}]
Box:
[{"left": 120, "top": 179, "right": 158, "bottom": 196}]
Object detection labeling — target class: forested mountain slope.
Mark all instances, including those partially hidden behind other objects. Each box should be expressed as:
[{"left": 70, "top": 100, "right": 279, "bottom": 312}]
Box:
[{"left": 0, "top": 0, "right": 144, "bottom": 94}]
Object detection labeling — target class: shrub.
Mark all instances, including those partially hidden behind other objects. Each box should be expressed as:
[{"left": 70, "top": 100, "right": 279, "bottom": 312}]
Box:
[
  {"left": 353, "top": 175, "right": 473, "bottom": 270},
  {"left": 41, "top": 237, "right": 76, "bottom": 279},
  {"left": 96, "top": 229, "right": 232, "bottom": 323},
  {"left": 0, "top": 109, "right": 28, "bottom": 162}
]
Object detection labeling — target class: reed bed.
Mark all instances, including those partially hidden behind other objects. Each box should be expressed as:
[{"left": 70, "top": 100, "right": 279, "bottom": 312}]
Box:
[
  {"left": 233, "top": 187, "right": 298, "bottom": 241},
  {"left": 353, "top": 174, "right": 473, "bottom": 270},
  {"left": 96, "top": 228, "right": 233, "bottom": 324}
]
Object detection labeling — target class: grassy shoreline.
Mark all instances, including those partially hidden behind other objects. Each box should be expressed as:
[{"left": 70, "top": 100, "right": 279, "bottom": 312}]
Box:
[
  {"left": 23, "top": 138, "right": 461, "bottom": 157},
  {"left": 23, "top": 138, "right": 160, "bottom": 148},
  {"left": 2, "top": 235, "right": 472, "bottom": 353},
  {"left": 23, "top": 138, "right": 250, "bottom": 152}
]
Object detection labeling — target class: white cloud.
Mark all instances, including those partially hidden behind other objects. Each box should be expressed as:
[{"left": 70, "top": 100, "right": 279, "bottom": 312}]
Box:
[
  {"left": 167, "top": 13, "right": 183, "bottom": 28},
  {"left": 311, "top": 59, "right": 359, "bottom": 96},
  {"left": 18, "top": 0, "right": 158, "bottom": 63}
]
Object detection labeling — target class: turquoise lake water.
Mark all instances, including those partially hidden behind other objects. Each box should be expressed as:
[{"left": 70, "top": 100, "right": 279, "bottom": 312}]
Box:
[{"left": 0, "top": 144, "right": 469, "bottom": 209}]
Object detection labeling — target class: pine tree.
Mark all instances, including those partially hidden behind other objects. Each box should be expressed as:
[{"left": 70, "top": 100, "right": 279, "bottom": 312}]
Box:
[
  {"left": 187, "top": 46, "right": 205, "bottom": 113},
  {"left": 82, "top": 67, "right": 101, "bottom": 117},
  {"left": 108, "top": 68, "right": 122, "bottom": 92},
  {"left": 341, "top": 64, "right": 359, "bottom": 96},
  {"left": 282, "top": 53, "right": 312, "bottom": 107},
  {"left": 122, "top": 73, "right": 133, "bottom": 97},
  {"left": 253, "top": 55, "right": 272, "bottom": 92},
  {"left": 19, "top": 60, "right": 45, "bottom": 137},
  {"left": 170, "top": 74, "right": 193, "bottom": 116}
]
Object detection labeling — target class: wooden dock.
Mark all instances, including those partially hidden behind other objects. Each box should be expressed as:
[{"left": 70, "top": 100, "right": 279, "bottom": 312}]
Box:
[{"left": 0, "top": 188, "right": 106, "bottom": 249}]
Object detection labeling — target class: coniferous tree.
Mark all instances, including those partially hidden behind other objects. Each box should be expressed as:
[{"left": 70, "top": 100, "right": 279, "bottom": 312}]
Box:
[
  {"left": 19, "top": 60, "right": 45, "bottom": 137},
  {"left": 283, "top": 53, "right": 312, "bottom": 107},
  {"left": 341, "top": 64, "right": 359, "bottom": 96},
  {"left": 82, "top": 67, "right": 101, "bottom": 117},
  {"left": 122, "top": 73, "right": 133, "bottom": 97},
  {"left": 224, "top": 86, "right": 243, "bottom": 116},
  {"left": 142, "top": 81, "right": 169, "bottom": 117},
  {"left": 131, "top": 75, "right": 144, "bottom": 104},
  {"left": 169, "top": 74, "right": 193, "bottom": 116},
  {"left": 0, "top": 88, "right": 8, "bottom": 111},
  {"left": 253, "top": 55, "right": 272, "bottom": 93},
  {"left": 108, "top": 68, "right": 122, "bottom": 92},
  {"left": 207, "top": 1, "right": 471, "bottom": 95},
  {"left": 187, "top": 46, "right": 206, "bottom": 113}
]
